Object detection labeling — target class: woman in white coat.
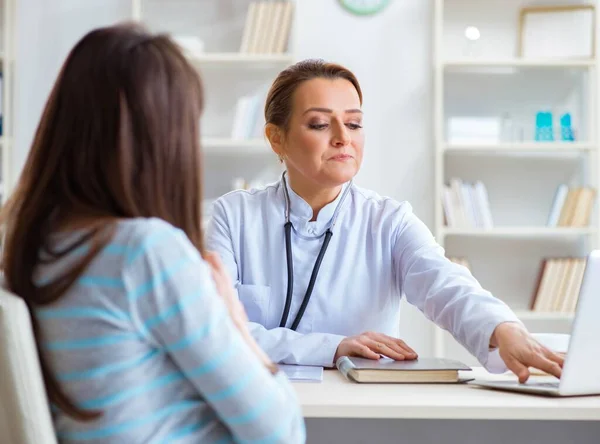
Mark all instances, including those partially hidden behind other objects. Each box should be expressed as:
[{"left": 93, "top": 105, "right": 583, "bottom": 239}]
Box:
[{"left": 207, "top": 59, "right": 563, "bottom": 382}]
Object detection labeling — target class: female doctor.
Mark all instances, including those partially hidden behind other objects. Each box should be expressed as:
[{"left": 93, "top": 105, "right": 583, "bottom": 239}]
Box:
[{"left": 207, "top": 59, "right": 563, "bottom": 382}]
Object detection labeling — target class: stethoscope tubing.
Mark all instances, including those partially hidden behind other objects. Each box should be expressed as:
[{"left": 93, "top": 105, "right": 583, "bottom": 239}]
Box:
[{"left": 278, "top": 172, "right": 352, "bottom": 330}]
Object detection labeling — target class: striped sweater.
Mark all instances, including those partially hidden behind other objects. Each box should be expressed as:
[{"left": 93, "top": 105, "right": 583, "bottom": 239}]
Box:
[{"left": 34, "top": 218, "right": 305, "bottom": 443}]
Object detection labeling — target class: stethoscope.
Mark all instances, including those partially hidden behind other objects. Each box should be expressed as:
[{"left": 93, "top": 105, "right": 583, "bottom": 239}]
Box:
[{"left": 278, "top": 172, "right": 353, "bottom": 331}]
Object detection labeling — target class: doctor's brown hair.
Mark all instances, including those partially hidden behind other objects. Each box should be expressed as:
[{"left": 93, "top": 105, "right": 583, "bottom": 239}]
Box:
[
  {"left": 264, "top": 58, "right": 363, "bottom": 131},
  {"left": 0, "top": 23, "right": 204, "bottom": 421}
]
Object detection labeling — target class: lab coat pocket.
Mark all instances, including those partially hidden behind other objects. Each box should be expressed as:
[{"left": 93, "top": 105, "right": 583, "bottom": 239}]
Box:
[{"left": 237, "top": 284, "right": 270, "bottom": 326}]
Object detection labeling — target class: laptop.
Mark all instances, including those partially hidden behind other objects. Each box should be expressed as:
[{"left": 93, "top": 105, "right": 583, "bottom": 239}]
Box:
[{"left": 472, "top": 250, "right": 600, "bottom": 397}]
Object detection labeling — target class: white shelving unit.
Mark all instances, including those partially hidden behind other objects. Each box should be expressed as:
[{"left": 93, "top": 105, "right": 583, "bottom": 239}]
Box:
[
  {"left": 0, "top": 0, "right": 14, "bottom": 204},
  {"left": 202, "top": 137, "right": 271, "bottom": 154},
  {"left": 442, "top": 226, "right": 598, "bottom": 238},
  {"left": 514, "top": 310, "right": 575, "bottom": 321},
  {"left": 188, "top": 53, "right": 295, "bottom": 64},
  {"left": 445, "top": 142, "right": 596, "bottom": 153},
  {"left": 444, "top": 58, "right": 597, "bottom": 68},
  {"left": 433, "top": 0, "right": 599, "bottom": 364},
  {"left": 130, "top": 0, "right": 295, "bottom": 209}
]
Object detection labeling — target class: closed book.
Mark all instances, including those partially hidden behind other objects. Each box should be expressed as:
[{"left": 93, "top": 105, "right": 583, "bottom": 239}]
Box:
[{"left": 336, "top": 356, "right": 472, "bottom": 384}]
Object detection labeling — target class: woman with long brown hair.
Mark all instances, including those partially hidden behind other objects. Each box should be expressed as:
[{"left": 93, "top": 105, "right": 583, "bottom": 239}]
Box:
[{"left": 0, "top": 23, "right": 305, "bottom": 443}]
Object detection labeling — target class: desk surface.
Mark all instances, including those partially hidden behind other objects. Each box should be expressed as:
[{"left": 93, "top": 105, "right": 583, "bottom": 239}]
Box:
[{"left": 291, "top": 367, "right": 600, "bottom": 420}]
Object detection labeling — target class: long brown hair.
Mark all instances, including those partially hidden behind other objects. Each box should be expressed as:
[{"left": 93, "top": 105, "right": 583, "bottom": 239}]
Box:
[
  {"left": 264, "top": 58, "right": 363, "bottom": 131},
  {"left": 0, "top": 22, "right": 204, "bottom": 421}
]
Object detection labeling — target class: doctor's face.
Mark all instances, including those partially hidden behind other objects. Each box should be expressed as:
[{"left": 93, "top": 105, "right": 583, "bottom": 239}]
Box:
[{"left": 282, "top": 77, "right": 364, "bottom": 188}]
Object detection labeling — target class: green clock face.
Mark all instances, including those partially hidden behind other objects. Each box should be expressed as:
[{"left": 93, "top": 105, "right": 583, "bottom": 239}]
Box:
[{"left": 338, "top": 0, "right": 391, "bottom": 16}]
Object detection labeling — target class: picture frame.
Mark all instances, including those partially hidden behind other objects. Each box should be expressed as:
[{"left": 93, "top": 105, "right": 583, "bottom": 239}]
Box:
[{"left": 517, "top": 4, "right": 596, "bottom": 59}]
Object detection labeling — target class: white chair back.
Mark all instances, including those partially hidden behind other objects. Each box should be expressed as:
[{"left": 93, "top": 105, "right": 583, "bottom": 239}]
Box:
[{"left": 0, "top": 288, "right": 57, "bottom": 444}]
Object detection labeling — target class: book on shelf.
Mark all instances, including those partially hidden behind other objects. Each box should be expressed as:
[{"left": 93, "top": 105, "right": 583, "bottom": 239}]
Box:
[
  {"left": 240, "top": 1, "right": 294, "bottom": 54},
  {"left": 442, "top": 178, "right": 493, "bottom": 229},
  {"left": 530, "top": 257, "right": 586, "bottom": 313},
  {"left": 336, "top": 356, "right": 472, "bottom": 384},
  {"left": 547, "top": 184, "right": 596, "bottom": 227},
  {"left": 231, "top": 89, "right": 268, "bottom": 140}
]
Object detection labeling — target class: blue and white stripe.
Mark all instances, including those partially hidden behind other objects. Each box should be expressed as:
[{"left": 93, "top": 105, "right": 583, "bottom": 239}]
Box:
[{"left": 37, "top": 218, "right": 305, "bottom": 443}]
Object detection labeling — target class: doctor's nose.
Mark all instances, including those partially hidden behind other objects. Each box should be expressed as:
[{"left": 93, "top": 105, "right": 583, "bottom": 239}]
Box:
[{"left": 331, "top": 126, "right": 351, "bottom": 147}]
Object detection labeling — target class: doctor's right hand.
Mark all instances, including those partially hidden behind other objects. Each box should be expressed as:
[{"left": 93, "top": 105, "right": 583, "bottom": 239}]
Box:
[{"left": 334, "top": 332, "right": 418, "bottom": 363}]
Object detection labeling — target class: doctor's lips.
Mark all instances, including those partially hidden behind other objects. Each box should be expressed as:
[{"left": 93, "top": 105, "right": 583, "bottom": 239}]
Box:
[{"left": 329, "top": 154, "right": 354, "bottom": 161}]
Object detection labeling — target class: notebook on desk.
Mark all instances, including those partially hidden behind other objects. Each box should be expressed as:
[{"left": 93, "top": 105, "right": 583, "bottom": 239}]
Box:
[{"left": 336, "top": 356, "right": 472, "bottom": 383}]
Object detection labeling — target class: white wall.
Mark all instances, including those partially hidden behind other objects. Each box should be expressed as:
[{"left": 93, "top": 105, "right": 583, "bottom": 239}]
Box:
[
  {"left": 295, "top": 0, "right": 436, "bottom": 356},
  {"left": 14, "top": 0, "right": 131, "bottom": 181},
  {"left": 296, "top": 0, "right": 434, "bottom": 217}
]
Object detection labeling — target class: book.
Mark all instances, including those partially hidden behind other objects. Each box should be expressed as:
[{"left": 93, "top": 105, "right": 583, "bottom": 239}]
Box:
[
  {"left": 239, "top": 1, "right": 294, "bottom": 54},
  {"left": 530, "top": 257, "right": 586, "bottom": 313},
  {"left": 546, "top": 184, "right": 568, "bottom": 226},
  {"left": 335, "top": 356, "right": 472, "bottom": 384},
  {"left": 442, "top": 179, "right": 493, "bottom": 229},
  {"left": 551, "top": 185, "right": 597, "bottom": 227}
]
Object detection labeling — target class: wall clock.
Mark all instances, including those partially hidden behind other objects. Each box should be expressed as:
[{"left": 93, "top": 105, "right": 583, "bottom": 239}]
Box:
[{"left": 338, "top": 0, "right": 391, "bottom": 16}]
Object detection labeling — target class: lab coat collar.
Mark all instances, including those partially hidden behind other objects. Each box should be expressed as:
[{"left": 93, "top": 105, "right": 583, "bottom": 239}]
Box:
[{"left": 280, "top": 172, "right": 351, "bottom": 237}]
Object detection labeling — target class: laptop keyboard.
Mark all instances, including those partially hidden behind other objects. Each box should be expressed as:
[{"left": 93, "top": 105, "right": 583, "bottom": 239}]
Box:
[
  {"left": 525, "top": 382, "right": 559, "bottom": 388},
  {"left": 489, "top": 381, "right": 559, "bottom": 389}
]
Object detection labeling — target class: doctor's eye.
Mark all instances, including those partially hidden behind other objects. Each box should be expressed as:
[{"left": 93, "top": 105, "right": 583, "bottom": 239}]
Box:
[
  {"left": 346, "top": 123, "right": 363, "bottom": 130},
  {"left": 308, "top": 123, "right": 328, "bottom": 130}
]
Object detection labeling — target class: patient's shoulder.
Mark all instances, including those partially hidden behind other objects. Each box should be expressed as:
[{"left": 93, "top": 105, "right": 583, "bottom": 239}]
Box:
[
  {"left": 113, "top": 217, "right": 197, "bottom": 263},
  {"left": 115, "top": 217, "right": 182, "bottom": 243}
]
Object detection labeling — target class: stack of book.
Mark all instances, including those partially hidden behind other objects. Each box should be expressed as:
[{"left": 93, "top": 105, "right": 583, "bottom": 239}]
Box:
[
  {"left": 546, "top": 185, "right": 596, "bottom": 227},
  {"left": 530, "top": 257, "right": 586, "bottom": 313},
  {"left": 442, "top": 178, "right": 493, "bottom": 229},
  {"left": 240, "top": 1, "right": 294, "bottom": 54}
]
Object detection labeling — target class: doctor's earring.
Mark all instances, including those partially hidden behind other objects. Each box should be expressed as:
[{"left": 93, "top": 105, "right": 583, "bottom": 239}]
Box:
[{"left": 278, "top": 154, "right": 285, "bottom": 163}]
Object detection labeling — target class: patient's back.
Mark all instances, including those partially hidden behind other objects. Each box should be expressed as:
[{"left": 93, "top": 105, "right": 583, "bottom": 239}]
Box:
[{"left": 35, "top": 217, "right": 304, "bottom": 443}]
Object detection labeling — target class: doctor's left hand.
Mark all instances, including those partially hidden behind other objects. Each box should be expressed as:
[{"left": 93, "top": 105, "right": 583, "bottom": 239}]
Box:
[
  {"left": 491, "top": 322, "right": 564, "bottom": 383},
  {"left": 333, "top": 331, "right": 418, "bottom": 364}
]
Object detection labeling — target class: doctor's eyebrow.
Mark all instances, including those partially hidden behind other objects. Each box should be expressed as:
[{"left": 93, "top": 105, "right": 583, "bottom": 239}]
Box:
[{"left": 303, "top": 107, "right": 363, "bottom": 115}]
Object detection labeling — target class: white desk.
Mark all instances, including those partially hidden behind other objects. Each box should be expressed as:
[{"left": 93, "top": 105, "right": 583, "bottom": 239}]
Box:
[{"left": 292, "top": 367, "right": 600, "bottom": 421}]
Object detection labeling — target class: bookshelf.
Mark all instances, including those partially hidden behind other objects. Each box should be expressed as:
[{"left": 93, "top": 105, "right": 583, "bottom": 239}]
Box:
[
  {"left": 444, "top": 58, "right": 597, "bottom": 68},
  {"left": 202, "top": 137, "right": 271, "bottom": 154},
  {"left": 0, "top": 0, "right": 14, "bottom": 204},
  {"left": 445, "top": 142, "right": 596, "bottom": 153},
  {"left": 130, "top": 0, "right": 295, "bottom": 220},
  {"left": 188, "top": 53, "right": 294, "bottom": 64},
  {"left": 514, "top": 310, "right": 574, "bottom": 321},
  {"left": 441, "top": 227, "right": 598, "bottom": 238},
  {"left": 433, "top": 0, "right": 599, "bottom": 364}
]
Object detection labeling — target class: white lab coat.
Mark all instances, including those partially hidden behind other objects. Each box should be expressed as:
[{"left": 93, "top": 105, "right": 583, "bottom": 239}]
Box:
[{"left": 206, "top": 176, "right": 519, "bottom": 370}]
